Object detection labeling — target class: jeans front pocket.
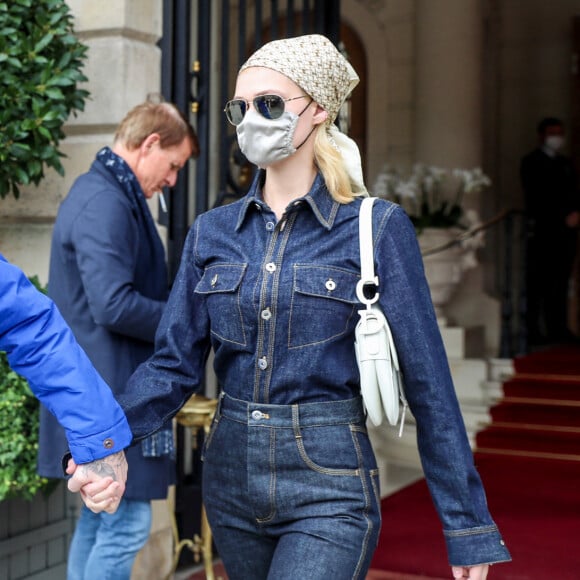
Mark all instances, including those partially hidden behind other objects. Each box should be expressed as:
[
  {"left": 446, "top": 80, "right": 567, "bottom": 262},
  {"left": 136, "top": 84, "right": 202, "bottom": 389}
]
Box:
[
  {"left": 294, "top": 422, "right": 362, "bottom": 476},
  {"left": 200, "top": 413, "right": 220, "bottom": 462}
]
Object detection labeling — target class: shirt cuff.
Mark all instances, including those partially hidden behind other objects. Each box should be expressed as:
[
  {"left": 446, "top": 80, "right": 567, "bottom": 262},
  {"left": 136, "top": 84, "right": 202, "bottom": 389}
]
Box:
[
  {"left": 65, "top": 416, "right": 133, "bottom": 465},
  {"left": 444, "top": 524, "right": 512, "bottom": 567}
]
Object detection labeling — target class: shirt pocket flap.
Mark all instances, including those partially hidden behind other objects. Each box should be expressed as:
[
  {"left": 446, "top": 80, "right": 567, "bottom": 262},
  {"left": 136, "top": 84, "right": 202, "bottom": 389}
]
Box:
[
  {"left": 293, "top": 265, "right": 359, "bottom": 304},
  {"left": 195, "top": 263, "right": 247, "bottom": 294}
]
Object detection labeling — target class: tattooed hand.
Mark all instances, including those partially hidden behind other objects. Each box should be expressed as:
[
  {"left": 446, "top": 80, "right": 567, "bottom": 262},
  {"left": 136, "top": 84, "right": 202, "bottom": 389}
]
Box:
[{"left": 66, "top": 451, "right": 128, "bottom": 514}]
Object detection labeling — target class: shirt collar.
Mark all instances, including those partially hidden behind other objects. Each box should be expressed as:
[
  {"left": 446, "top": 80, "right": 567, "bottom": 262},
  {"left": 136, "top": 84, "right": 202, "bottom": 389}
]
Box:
[{"left": 235, "top": 170, "right": 340, "bottom": 231}]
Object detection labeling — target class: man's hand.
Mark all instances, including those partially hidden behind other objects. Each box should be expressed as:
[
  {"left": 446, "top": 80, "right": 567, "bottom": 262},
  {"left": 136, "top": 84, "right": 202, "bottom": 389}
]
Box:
[
  {"left": 452, "top": 564, "right": 489, "bottom": 579},
  {"left": 66, "top": 450, "right": 128, "bottom": 514}
]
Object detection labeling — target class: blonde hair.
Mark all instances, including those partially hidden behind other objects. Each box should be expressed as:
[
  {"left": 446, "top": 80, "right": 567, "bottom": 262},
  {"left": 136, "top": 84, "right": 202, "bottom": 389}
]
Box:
[
  {"left": 314, "top": 125, "right": 358, "bottom": 204},
  {"left": 114, "top": 102, "right": 199, "bottom": 157}
]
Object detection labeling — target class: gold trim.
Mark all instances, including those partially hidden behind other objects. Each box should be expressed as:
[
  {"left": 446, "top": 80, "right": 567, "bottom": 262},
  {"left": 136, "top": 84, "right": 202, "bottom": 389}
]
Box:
[
  {"left": 512, "top": 372, "right": 580, "bottom": 382},
  {"left": 487, "top": 421, "right": 580, "bottom": 434},
  {"left": 475, "top": 447, "right": 580, "bottom": 462},
  {"left": 499, "top": 396, "right": 580, "bottom": 407}
]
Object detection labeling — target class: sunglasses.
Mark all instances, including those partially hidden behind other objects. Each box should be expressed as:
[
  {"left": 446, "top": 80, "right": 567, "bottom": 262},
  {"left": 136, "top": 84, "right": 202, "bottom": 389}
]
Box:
[{"left": 224, "top": 94, "right": 309, "bottom": 126}]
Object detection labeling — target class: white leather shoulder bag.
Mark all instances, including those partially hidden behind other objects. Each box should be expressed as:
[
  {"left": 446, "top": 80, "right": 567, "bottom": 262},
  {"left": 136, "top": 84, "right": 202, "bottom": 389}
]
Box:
[{"left": 354, "top": 197, "right": 408, "bottom": 436}]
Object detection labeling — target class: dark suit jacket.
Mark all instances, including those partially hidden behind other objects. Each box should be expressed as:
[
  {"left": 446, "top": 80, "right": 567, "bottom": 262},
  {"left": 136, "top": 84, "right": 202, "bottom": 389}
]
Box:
[{"left": 38, "top": 156, "right": 175, "bottom": 500}]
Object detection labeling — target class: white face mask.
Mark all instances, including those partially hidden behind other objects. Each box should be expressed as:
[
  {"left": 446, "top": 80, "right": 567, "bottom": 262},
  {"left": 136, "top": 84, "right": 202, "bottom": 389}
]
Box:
[
  {"left": 545, "top": 135, "right": 565, "bottom": 152},
  {"left": 236, "top": 109, "right": 299, "bottom": 168}
]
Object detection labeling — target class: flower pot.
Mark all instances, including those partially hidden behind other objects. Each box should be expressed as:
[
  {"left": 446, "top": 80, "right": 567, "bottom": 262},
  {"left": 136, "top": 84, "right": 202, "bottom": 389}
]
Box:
[{"left": 418, "top": 227, "right": 479, "bottom": 326}]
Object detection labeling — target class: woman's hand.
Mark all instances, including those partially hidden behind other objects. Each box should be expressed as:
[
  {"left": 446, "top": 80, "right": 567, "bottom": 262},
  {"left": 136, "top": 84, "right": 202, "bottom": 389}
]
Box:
[{"left": 452, "top": 564, "right": 489, "bottom": 579}]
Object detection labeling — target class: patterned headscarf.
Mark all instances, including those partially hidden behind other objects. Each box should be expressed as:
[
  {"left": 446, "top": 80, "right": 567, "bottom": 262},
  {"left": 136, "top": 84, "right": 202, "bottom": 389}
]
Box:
[
  {"left": 240, "top": 34, "right": 359, "bottom": 124},
  {"left": 240, "top": 34, "right": 367, "bottom": 194}
]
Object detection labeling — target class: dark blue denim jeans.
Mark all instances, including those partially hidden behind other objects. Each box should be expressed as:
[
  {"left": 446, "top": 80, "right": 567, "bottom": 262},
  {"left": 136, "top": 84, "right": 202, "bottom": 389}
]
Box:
[{"left": 202, "top": 393, "right": 381, "bottom": 580}]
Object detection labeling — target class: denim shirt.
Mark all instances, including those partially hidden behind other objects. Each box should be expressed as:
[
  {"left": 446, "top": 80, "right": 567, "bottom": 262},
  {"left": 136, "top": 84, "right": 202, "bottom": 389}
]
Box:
[{"left": 121, "top": 171, "right": 511, "bottom": 566}]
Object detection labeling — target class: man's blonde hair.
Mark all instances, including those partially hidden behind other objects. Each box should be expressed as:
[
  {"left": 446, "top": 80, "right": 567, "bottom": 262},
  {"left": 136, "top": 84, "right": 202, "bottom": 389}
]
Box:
[{"left": 114, "top": 102, "right": 199, "bottom": 156}]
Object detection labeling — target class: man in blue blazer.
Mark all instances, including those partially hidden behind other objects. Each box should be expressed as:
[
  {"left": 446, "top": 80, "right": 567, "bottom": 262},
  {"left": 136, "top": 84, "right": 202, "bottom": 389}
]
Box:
[{"left": 38, "top": 100, "right": 199, "bottom": 580}]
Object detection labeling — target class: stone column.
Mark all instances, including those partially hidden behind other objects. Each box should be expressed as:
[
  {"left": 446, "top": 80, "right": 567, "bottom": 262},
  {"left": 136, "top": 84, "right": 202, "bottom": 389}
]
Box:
[
  {"left": 414, "top": 0, "right": 483, "bottom": 168},
  {"left": 413, "top": 0, "right": 503, "bottom": 356}
]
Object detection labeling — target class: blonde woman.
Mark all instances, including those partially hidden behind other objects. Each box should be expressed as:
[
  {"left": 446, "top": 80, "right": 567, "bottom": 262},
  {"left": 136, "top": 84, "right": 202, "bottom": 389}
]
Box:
[{"left": 120, "top": 35, "right": 511, "bottom": 580}]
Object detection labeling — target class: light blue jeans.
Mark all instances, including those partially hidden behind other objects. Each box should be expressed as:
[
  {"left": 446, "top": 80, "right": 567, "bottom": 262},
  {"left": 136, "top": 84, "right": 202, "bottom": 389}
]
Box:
[
  {"left": 67, "top": 498, "right": 152, "bottom": 580},
  {"left": 202, "top": 394, "right": 382, "bottom": 580}
]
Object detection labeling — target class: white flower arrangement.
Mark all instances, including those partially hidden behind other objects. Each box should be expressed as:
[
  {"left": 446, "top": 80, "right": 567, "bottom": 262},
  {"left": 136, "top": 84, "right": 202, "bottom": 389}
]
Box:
[{"left": 373, "top": 163, "right": 492, "bottom": 232}]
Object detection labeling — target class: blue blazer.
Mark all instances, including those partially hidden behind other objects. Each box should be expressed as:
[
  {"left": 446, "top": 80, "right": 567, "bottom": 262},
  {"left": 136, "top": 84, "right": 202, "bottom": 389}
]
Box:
[{"left": 37, "top": 157, "right": 175, "bottom": 500}]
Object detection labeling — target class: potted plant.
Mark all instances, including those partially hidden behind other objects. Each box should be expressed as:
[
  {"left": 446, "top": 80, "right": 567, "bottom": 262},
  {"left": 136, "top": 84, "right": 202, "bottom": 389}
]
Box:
[
  {"left": 373, "top": 163, "right": 491, "bottom": 233},
  {"left": 373, "top": 164, "right": 492, "bottom": 324}
]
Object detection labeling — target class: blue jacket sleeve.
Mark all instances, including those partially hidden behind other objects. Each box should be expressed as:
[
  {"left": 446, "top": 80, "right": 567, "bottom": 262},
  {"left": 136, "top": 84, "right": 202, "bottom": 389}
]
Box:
[{"left": 0, "top": 255, "right": 133, "bottom": 463}]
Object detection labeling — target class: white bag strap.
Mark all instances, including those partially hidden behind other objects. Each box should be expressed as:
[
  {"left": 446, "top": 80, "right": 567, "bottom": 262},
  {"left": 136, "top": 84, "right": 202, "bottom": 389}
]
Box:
[{"left": 356, "top": 197, "right": 379, "bottom": 306}]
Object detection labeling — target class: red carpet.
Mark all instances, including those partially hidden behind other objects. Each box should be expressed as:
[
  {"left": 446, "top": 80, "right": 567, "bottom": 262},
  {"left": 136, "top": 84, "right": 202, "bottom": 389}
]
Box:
[
  {"left": 477, "top": 345, "right": 580, "bottom": 462},
  {"left": 369, "top": 345, "right": 580, "bottom": 580}
]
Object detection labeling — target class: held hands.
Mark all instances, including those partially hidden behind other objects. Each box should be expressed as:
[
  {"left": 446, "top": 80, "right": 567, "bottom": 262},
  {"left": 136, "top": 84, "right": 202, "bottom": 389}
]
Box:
[
  {"left": 66, "top": 450, "right": 128, "bottom": 514},
  {"left": 452, "top": 564, "right": 489, "bottom": 579}
]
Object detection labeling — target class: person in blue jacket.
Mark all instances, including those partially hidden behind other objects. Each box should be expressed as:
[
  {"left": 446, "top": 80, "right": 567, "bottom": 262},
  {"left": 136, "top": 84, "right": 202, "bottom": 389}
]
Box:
[
  {"left": 0, "top": 254, "right": 130, "bottom": 513},
  {"left": 37, "top": 99, "right": 199, "bottom": 580}
]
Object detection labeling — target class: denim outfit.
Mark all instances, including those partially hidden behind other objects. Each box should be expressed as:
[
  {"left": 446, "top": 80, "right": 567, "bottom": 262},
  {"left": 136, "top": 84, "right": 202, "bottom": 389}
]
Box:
[{"left": 122, "top": 171, "right": 511, "bottom": 577}]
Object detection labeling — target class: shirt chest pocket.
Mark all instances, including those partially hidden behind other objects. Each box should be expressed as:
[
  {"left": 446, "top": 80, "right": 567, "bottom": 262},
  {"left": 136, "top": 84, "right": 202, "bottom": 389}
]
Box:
[
  {"left": 195, "top": 263, "right": 247, "bottom": 346},
  {"left": 289, "top": 265, "right": 359, "bottom": 349}
]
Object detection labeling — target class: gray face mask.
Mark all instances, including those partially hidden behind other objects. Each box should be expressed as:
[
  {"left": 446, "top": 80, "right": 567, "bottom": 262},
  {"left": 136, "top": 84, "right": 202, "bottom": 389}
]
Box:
[{"left": 236, "top": 109, "right": 300, "bottom": 168}]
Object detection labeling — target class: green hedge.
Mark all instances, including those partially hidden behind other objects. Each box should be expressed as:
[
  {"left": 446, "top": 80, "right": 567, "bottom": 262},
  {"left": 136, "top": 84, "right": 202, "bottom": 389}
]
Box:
[
  {"left": 0, "top": 277, "right": 56, "bottom": 501},
  {"left": 0, "top": 0, "right": 89, "bottom": 199}
]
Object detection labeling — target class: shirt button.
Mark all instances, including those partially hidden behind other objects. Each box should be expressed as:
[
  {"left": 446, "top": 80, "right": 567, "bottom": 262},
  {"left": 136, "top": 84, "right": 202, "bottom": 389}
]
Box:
[
  {"left": 266, "top": 221, "right": 275, "bottom": 231},
  {"left": 265, "top": 262, "right": 276, "bottom": 273},
  {"left": 103, "top": 438, "right": 114, "bottom": 449},
  {"left": 251, "top": 410, "right": 263, "bottom": 420},
  {"left": 261, "top": 308, "right": 272, "bottom": 320},
  {"left": 258, "top": 356, "right": 268, "bottom": 370},
  {"left": 325, "top": 279, "right": 336, "bottom": 291}
]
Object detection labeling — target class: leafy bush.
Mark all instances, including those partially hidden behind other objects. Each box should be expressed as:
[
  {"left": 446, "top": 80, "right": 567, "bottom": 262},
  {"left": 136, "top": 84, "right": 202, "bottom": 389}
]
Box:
[
  {"left": 0, "top": 0, "right": 89, "bottom": 199},
  {"left": 0, "top": 276, "right": 56, "bottom": 501}
]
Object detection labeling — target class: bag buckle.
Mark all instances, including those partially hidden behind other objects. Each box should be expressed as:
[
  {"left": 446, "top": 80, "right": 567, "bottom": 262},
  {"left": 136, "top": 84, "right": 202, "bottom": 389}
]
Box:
[{"left": 356, "top": 277, "right": 380, "bottom": 305}]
